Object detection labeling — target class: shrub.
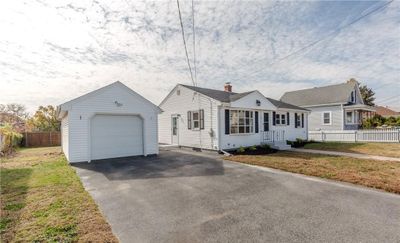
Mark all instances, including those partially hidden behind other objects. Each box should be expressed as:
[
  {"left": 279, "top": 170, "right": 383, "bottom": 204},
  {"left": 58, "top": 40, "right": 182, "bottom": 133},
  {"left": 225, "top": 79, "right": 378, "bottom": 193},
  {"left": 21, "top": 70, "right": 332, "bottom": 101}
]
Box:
[
  {"left": 260, "top": 144, "right": 271, "bottom": 150},
  {"left": 248, "top": 145, "right": 257, "bottom": 151},
  {"left": 236, "top": 146, "right": 246, "bottom": 153},
  {"left": 0, "top": 123, "right": 23, "bottom": 156}
]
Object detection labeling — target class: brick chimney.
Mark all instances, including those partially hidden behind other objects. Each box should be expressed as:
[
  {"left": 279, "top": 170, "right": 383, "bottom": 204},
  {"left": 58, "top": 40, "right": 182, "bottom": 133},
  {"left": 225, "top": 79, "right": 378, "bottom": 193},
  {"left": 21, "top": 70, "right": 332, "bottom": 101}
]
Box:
[{"left": 224, "top": 82, "right": 232, "bottom": 92}]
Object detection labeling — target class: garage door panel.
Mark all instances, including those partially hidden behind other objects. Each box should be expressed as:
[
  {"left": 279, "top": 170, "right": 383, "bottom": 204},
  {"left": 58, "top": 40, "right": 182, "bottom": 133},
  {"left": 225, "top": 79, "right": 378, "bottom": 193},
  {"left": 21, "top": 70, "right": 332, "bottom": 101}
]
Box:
[{"left": 91, "top": 115, "right": 143, "bottom": 160}]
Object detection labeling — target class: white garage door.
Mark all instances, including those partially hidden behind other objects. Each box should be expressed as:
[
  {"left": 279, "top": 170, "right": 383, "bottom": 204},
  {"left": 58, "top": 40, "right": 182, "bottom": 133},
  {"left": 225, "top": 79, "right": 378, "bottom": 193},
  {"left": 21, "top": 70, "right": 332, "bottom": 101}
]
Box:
[{"left": 91, "top": 115, "right": 143, "bottom": 160}]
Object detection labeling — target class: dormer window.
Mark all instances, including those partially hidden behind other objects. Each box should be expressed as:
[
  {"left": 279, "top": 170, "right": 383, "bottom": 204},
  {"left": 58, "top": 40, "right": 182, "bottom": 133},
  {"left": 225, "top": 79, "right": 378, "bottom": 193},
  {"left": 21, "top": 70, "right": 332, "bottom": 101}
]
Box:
[{"left": 350, "top": 91, "right": 355, "bottom": 103}]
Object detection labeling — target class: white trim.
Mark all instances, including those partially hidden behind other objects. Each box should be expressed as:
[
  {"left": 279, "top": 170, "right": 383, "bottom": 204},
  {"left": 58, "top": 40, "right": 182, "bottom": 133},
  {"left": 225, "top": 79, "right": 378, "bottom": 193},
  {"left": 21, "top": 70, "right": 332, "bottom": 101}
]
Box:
[{"left": 322, "top": 111, "right": 332, "bottom": 125}]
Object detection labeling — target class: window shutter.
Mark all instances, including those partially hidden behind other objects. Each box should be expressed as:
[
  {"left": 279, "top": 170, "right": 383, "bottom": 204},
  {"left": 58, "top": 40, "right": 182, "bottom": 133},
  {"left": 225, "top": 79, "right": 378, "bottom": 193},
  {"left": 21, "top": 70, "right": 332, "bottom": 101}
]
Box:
[
  {"left": 187, "top": 111, "right": 192, "bottom": 130},
  {"left": 255, "top": 111, "right": 259, "bottom": 133},
  {"left": 272, "top": 111, "right": 276, "bottom": 126},
  {"left": 200, "top": 109, "right": 204, "bottom": 130},
  {"left": 287, "top": 112, "right": 290, "bottom": 126},
  {"left": 294, "top": 113, "right": 298, "bottom": 128},
  {"left": 301, "top": 113, "right": 304, "bottom": 128},
  {"left": 225, "top": 109, "right": 230, "bottom": 134}
]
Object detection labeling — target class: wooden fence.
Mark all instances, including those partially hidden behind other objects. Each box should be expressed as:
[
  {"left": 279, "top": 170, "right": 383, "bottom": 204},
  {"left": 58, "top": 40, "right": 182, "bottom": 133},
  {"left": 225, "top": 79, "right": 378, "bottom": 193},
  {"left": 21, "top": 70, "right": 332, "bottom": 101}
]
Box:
[
  {"left": 309, "top": 129, "right": 400, "bottom": 143},
  {"left": 23, "top": 132, "right": 61, "bottom": 147}
]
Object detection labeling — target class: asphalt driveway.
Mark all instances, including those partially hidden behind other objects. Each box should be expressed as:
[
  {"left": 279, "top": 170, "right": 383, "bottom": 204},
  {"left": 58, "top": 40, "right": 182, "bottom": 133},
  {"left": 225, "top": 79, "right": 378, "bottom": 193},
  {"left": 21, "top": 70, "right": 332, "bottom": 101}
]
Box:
[{"left": 73, "top": 150, "right": 400, "bottom": 243}]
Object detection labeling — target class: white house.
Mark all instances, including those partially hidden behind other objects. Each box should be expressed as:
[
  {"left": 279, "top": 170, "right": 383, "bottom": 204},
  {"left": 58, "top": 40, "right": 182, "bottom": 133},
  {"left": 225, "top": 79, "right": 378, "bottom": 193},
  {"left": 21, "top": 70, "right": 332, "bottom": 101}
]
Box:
[
  {"left": 280, "top": 80, "right": 375, "bottom": 131},
  {"left": 57, "top": 81, "right": 161, "bottom": 163},
  {"left": 158, "top": 83, "right": 309, "bottom": 151}
]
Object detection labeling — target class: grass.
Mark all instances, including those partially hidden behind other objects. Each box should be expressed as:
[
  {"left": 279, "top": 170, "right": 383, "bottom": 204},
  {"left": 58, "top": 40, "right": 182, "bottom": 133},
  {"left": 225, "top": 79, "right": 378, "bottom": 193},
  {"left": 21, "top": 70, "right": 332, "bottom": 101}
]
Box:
[
  {"left": 227, "top": 151, "right": 400, "bottom": 194},
  {"left": 0, "top": 147, "right": 117, "bottom": 242},
  {"left": 303, "top": 142, "right": 400, "bottom": 158}
]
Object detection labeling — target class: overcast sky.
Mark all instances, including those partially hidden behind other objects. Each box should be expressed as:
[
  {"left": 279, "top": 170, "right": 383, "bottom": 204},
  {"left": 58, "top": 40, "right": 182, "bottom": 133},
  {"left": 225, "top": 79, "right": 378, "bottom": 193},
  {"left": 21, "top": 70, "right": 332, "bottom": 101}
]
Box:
[{"left": 1, "top": 0, "right": 399, "bottom": 113}]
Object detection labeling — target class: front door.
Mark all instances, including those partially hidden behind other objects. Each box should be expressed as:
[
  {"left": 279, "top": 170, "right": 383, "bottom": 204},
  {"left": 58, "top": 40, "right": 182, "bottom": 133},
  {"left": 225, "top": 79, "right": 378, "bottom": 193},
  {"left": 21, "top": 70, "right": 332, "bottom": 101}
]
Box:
[
  {"left": 263, "top": 112, "right": 270, "bottom": 131},
  {"left": 171, "top": 116, "right": 179, "bottom": 145}
]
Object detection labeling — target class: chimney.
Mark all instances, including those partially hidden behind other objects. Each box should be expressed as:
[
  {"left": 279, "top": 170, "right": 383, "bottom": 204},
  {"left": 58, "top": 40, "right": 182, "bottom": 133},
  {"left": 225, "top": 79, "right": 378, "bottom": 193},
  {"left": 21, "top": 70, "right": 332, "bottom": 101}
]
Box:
[{"left": 224, "top": 82, "right": 232, "bottom": 92}]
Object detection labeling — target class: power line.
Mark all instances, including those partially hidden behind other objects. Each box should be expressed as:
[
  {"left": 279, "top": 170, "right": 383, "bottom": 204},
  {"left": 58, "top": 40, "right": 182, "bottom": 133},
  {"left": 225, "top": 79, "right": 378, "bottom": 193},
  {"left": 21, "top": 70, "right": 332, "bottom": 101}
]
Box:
[
  {"left": 192, "top": 0, "right": 197, "bottom": 86},
  {"left": 176, "top": 0, "right": 196, "bottom": 86},
  {"left": 265, "top": 0, "right": 394, "bottom": 68}
]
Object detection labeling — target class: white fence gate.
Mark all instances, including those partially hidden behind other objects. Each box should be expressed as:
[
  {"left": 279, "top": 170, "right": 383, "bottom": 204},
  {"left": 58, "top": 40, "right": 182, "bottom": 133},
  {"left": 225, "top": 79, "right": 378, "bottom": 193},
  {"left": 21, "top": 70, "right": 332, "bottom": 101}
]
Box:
[{"left": 309, "top": 129, "right": 400, "bottom": 143}]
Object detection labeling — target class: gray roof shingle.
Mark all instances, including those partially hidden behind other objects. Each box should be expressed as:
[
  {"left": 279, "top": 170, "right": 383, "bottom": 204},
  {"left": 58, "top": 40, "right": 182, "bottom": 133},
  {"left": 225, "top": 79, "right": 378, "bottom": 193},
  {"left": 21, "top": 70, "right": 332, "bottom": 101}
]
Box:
[
  {"left": 181, "top": 84, "right": 307, "bottom": 111},
  {"left": 280, "top": 82, "right": 356, "bottom": 107}
]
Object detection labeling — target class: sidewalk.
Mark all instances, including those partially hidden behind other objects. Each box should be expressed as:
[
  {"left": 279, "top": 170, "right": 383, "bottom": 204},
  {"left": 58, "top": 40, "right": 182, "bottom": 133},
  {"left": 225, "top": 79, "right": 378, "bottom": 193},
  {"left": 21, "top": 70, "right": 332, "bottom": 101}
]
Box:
[{"left": 293, "top": 148, "right": 400, "bottom": 162}]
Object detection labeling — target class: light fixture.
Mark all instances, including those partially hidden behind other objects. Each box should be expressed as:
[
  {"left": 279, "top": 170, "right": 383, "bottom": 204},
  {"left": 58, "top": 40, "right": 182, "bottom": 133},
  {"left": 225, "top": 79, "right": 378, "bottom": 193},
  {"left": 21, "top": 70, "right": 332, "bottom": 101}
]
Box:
[{"left": 256, "top": 100, "right": 261, "bottom": 106}]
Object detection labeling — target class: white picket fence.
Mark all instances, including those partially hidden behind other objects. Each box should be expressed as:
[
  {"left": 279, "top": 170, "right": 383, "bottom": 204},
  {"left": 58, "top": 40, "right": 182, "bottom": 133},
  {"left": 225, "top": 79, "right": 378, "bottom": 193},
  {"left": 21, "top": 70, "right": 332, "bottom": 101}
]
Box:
[{"left": 309, "top": 129, "right": 400, "bottom": 143}]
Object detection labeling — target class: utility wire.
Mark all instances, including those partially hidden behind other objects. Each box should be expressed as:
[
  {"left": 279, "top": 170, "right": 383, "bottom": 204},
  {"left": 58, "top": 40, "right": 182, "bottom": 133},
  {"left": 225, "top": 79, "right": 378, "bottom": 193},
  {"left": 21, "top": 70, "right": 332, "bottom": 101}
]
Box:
[
  {"left": 265, "top": 0, "right": 394, "bottom": 68},
  {"left": 177, "top": 0, "right": 196, "bottom": 86},
  {"left": 192, "top": 0, "right": 197, "bottom": 86}
]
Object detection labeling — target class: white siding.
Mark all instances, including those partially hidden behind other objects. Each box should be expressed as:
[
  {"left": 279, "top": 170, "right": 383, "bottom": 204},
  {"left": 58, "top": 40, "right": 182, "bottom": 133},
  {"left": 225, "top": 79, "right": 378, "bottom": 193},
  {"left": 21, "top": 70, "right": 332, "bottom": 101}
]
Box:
[
  {"left": 219, "top": 108, "right": 308, "bottom": 150},
  {"left": 61, "top": 115, "right": 69, "bottom": 161},
  {"left": 159, "top": 85, "right": 220, "bottom": 150},
  {"left": 64, "top": 83, "right": 159, "bottom": 163},
  {"left": 307, "top": 105, "right": 343, "bottom": 131}
]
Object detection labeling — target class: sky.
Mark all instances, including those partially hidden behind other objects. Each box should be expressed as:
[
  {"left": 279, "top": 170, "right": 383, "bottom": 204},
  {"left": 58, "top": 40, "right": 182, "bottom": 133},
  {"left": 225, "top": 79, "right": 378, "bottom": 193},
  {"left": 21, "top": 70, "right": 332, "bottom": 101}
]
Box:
[{"left": 0, "top": 0, "right": 399, "bottom": 113}]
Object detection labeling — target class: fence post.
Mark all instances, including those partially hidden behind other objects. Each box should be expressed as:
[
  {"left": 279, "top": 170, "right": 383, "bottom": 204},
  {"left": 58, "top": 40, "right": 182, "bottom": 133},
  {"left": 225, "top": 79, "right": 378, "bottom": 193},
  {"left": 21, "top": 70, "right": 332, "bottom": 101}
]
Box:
[
  {"left": 25, "top": 131, "right": 28, "bottom": 147},
  {"left": 354, "top": 131, "right": 357, "bottom": 142},
  {"left": 398, "top": 130, "right": 400, "bottom": 143},
  {"left": 321, "top": 131, "right": 324, "bottom": 142},
  {"left": 49, "top": 132, "right": 52, "bottom": 146}
]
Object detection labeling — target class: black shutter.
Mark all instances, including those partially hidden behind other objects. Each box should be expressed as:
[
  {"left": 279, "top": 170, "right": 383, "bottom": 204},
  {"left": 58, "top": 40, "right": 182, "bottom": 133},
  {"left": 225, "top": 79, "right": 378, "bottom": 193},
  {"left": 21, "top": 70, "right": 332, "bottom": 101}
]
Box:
[
  {"left": 287, "top": 112, "right": 290, "bottom": 126},
  {"left": 272, "top": 111, "right": 276, "bottom": 126},
  {"left": 301, "top": 113, "right": 304, "bottom": 128},
  {"left": 294, "top": 113, "right": 298, "bottom": 128},
  {"left": 200, "top": 109, "right": 204, "bottom": 130},
  {"left": 187, "top": 111, "right": 192, "bottom": 129},
  {"left": 255, "top": 111, "right": 259, "bottom": 133},
  {"left": 225, "top": 109, "right": 230, "bottom": 134}
]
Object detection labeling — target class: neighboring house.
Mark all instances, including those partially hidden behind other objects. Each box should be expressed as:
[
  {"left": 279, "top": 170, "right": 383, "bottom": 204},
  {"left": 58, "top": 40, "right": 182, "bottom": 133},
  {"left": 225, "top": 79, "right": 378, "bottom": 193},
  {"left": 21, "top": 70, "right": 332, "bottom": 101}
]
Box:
[
  {"left": 280, "top": 80, "right": 375, "bottom": 131},
  {"left": 374, "top": 106, "right": 400, "bottom": 118},
  {"left": 158, "top": 83, "right": 309, "bottom": 151},
  {"left": 57, "top": 81, "right": 161, "bottom": 163}
]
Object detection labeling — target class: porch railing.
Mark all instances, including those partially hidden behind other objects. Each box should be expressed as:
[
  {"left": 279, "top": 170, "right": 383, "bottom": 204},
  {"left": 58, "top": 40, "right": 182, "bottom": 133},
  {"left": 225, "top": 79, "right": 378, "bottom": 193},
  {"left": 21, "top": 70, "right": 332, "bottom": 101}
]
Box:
[{"left": 263, "top": 130, "right": 285, "bottom": 143}]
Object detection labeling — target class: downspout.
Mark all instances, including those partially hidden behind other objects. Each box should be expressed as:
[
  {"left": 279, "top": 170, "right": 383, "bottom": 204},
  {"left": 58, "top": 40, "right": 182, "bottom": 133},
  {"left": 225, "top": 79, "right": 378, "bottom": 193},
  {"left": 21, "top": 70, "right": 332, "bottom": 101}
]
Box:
[{"left": 341, "top": 104, "right": 344, "bottom": 130}]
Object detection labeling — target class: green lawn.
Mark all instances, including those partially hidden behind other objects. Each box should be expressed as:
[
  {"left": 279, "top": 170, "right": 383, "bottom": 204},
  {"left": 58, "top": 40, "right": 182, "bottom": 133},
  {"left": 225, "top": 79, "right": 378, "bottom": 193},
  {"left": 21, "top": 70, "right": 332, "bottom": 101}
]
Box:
[
  {"left": 303, "top": 142, "right": 400, "bottom": 158},
  {"left": 227, "top": 151, "right": 400, "bottom": 194},
  {"left": 0, "top": 147, "right": 117, "bottom": 242}
]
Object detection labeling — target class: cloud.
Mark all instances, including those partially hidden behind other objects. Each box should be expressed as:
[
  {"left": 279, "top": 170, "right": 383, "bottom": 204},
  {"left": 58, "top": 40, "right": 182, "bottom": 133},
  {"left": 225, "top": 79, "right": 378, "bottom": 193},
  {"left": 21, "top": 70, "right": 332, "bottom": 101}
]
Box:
[{"left": 0, "top": 0, "right": 399, "bottom": 113}]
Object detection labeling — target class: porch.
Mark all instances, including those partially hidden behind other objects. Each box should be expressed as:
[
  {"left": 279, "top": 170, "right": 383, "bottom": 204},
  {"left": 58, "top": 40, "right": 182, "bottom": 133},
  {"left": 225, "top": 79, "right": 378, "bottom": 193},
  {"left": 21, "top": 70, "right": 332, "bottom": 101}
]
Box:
[
  {"left": 262, "top": 130, "right": 292, "bottom": 150},
  {"left": 343, "top": 104, "right": 376, "bottom": 130}
]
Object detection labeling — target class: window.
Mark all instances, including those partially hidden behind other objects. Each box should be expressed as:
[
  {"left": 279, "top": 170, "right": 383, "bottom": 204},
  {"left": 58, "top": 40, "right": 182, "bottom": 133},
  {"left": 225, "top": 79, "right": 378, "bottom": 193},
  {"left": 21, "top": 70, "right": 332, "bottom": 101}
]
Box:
[
  {"left": 350, "top": 91, "right": 354, "bottom": 103},
  {"left": 322, "top": 112, "right": 331, "bottom": 125},
  {"left": 346, "top": 111, "right": 354, "bottom": 124},
  {"left": 230, "top": 110, "right": 253, "bottom": 134},
  {"left": 275, "top": 114, "right": 280, "bottom": 125},
  {"left": 192, "top": 111, "right": 200, "bottom": 129},
  {"left": 275, "top": 113, "right": 286, "bottom": 125},
  {"left": 281, "top": 114, "right": 286, "bottom": 125},
  {"left": 295, "top": 113, "right": 301, "bottom": 127}
]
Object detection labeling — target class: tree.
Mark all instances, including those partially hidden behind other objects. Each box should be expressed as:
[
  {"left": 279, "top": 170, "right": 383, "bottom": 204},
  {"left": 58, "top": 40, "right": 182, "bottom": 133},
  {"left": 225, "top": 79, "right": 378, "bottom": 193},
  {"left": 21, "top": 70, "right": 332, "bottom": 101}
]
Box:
[
  {"left": 359, "top": 84, "right": 375, "bottom": 106},
  {"left": 0, "top": 103, "right": 29, "bottom": 123},
  {"left": 27, "top": 105, "right": 60, "bottom": 132}
]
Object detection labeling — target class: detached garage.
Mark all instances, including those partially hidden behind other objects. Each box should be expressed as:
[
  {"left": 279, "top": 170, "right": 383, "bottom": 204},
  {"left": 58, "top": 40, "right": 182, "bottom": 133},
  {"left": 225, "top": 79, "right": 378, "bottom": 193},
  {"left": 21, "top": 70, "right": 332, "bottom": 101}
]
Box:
[{"left": 57, "top": 81, "right": 161, "bottom": 163}]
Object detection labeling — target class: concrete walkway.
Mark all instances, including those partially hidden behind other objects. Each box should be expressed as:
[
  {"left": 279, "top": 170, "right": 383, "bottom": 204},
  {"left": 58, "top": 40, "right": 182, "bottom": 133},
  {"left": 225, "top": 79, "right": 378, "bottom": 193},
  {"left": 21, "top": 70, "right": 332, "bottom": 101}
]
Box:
[{"left": 293, "top": 148, "right": 400, "bottom": 162}]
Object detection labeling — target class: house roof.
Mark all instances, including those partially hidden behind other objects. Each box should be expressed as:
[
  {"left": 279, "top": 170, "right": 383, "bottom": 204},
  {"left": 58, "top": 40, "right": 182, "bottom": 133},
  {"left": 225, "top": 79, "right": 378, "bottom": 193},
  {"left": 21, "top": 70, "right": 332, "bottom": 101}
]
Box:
[
  {"left": 280, "top": 82, "right": 356, "bottom": 107},
  {"left": 375, "top": 106, "right": 400, "bottom": 117},
  {"left": 266, "top": 98, "right": 308, "bottom": 111},
  {"left": 181, "top": 84, "right": 307, "bottom": 111}
]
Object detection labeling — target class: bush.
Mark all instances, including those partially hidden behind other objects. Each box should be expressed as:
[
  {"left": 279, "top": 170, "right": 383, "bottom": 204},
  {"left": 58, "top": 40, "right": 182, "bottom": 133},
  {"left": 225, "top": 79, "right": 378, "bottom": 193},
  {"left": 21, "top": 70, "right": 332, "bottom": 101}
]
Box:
[
  {"left": 236, "top": 146, "right": 246, "bottom": 153},
  {"left": 287, "top": 138, "right": 308, "bottom": 148},
  {"left": 0, "top": 123, "right": 23, "bottom": 156},
  {"left": 260, "top": 144, "right": 271, "bottom": 150},
  {"left": 248, "top": 145, "right": 257, "bottom": 151}
]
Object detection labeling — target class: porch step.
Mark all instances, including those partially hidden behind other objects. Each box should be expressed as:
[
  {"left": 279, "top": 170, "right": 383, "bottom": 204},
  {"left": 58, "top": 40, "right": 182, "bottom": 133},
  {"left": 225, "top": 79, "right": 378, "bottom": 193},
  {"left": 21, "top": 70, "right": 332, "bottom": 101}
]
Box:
[{"left": 270, "top": 142, "right": 292, "bottom": 151}]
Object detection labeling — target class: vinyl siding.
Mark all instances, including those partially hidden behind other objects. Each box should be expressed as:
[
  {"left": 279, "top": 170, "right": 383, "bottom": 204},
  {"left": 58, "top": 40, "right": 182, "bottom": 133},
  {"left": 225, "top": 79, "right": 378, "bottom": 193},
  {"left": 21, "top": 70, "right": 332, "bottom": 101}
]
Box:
[
  {"left": 61, "top": 115, "right": 69, "bottom": 161},
  {"left": 307, "top": 105, "right": 343, "bottom": 131},
  {"left": 158, "top": 85, "right": 220, "bottom": 150},
  {"left": 219, "top": 109, "right": 308, "bottom": 150},
  {"left": 64, "top": 84, "right": 159, "bottom": 163}
]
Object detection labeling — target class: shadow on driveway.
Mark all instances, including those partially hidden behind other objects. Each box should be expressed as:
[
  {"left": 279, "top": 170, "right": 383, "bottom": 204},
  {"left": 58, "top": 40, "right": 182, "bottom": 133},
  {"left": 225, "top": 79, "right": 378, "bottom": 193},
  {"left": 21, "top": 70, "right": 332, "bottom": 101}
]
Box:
[{"left": 72, "top": 150, "right": 224, "bottom": 180}]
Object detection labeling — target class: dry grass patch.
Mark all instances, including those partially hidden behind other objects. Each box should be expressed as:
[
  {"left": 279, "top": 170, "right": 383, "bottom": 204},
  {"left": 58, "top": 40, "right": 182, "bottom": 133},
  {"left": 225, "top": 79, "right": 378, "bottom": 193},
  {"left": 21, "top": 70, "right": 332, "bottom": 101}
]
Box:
[
  {"left": 304, "top": 142, "right": 400, "bottom": 158},
  {"left": 0, "top": 147, "right": 117, "bottom": 242},
  {"left": 227, "top": 151, "right": 400, "bottom": 194}
]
